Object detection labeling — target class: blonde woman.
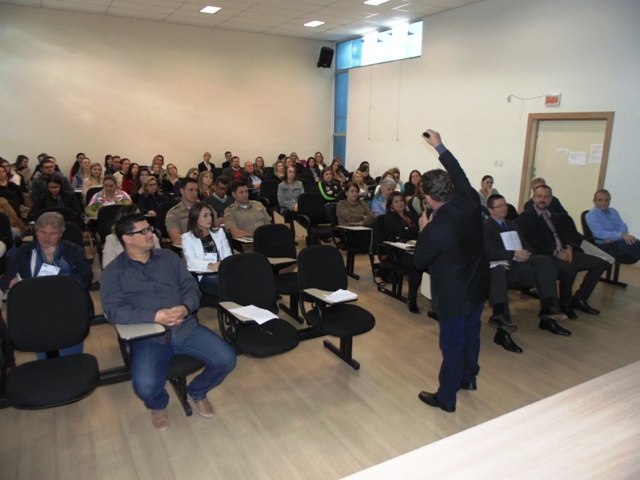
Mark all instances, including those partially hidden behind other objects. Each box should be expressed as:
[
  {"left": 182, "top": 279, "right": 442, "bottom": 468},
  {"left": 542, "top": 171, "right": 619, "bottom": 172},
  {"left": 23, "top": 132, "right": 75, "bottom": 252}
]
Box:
[
  {"left": 82, "top": 162, "right": 103, "bottom": 197},
  {"left": 71, "top": 157, "right": 92, "bottom": 190},
  {"left": 198, "top": 170, "right": 214, "bottom": 199}
]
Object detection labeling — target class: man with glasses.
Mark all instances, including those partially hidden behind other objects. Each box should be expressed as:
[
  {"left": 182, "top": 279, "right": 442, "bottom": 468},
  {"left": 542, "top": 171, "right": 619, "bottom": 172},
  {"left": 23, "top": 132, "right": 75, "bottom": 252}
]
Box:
[
  {"left": 101, "top": 213, "right": 236, "bottom": 431},
  {"left": 484, "top": 194, "right": 571, "bottom": 354}
]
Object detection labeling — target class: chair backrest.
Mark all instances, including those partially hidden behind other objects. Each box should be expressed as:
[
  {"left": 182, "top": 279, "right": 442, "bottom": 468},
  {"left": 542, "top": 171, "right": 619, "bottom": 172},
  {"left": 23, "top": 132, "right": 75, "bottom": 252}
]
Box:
[
  {"left": 85, "top": 186, "right": 102, "bottom": 204},
  {"left": 506, "top": 203, "right": 519, "bottom": 221},
  {"left": 580, "top": 210, "right": 595, "bottom": 241},
  {"left": 97, "top": 204, "right": 126, "bottom": 240},
  {"left": 62, "top": 222, "right": 85, "bottom": 248},
  {"left": 156, "top": 200, "right": 180, "bottom": 239},
  {"left": 297, "top": 193, "right": 329, "bottom": 226},
  {"left": 7, "top": 276, "right": 90, "bottom": 353},
  {"left": 219, "top": 253, "right": 278, "bottom": 311},
  {"left": 259, "top": 179, "right": 280, "bottom": 207},
  {"left": 298, "top": 245, "right": 348, "bottom": 292},
  {"left": 253, "top": 223, "right": 296, "bottom": 259},
  {"left": 326, "top": 202, "right": 339, "bottom": 227}
]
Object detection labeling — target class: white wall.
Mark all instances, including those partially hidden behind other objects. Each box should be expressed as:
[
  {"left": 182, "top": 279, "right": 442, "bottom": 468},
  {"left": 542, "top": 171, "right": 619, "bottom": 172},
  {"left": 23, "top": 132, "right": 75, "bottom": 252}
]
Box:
[
  {"left": 0, "top": 5, "right": 334, "bottom": 172},
  {"left": 346, "top": 0, "right": 640, "bottom": 235}
]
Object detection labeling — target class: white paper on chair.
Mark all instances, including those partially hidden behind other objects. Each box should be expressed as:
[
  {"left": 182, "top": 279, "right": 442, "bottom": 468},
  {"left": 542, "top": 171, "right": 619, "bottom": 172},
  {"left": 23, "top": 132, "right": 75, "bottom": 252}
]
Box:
[
  {"left": 500, "top": 231, "right": 522, "bottom": 251},
  {"left": 229, "top": 305, "right": 278, "bottom": 324},
  {"left": 580, "top": 240, "right": 615, "bottom": 264},
  {"left": 325, "top": 289, "right": 358, "bottom": 303}
]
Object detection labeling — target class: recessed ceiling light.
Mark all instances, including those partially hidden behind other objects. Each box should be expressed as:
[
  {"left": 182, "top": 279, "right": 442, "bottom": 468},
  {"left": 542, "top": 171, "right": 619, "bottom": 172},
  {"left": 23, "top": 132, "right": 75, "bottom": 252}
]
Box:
[
  {"left": 304, "top": 20, "right": 326, "bottom": 28},
  {"left": 364, "top": 0, "right": 390, "bottom": 6},
  {"left": 200, "top": 6, "right": 221, "bottom": 14}
]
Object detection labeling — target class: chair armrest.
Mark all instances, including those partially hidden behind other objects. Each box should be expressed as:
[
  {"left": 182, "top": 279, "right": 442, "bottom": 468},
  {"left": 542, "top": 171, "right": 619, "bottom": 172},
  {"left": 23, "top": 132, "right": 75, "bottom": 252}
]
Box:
[
  {"left": 303, "top": 288, "right": 358, "bottom": 305},
  {"left": 114, "top": 323, "right": 166, "bottom": 341},
  {"left": 296, "top": 214, "right": 311, "bottom": 229}
]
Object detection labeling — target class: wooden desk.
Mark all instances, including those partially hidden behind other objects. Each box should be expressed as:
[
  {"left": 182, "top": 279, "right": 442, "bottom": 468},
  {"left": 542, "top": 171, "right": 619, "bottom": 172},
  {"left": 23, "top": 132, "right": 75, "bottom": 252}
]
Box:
[{"left": 343, "top": 361, "right": 640, "bottom": 479}]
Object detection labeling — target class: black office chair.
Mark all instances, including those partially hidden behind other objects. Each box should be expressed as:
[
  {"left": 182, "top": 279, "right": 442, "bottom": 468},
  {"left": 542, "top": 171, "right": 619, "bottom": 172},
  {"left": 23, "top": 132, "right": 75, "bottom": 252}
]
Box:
[
  {"left": 580, "top": 210, "right": 635, "bottom": 288},
  {"left": 218, "top": 253, "right": 300, "bottom": 357},
  {"left": 371, "top": 214, "right": 410, "bottom": 302},
  {"left": 84, "top": 186, "right": 102, "bottom": 205},
  {"left": 95, "top": 204, "right": 126, "bottom": 264},
  {"left": 0, "top": 212, "right": 13, "bottom": 275},
  {"left": 296, "top": 192, "right": 334, "bottom": 246},
  {"left": 62, "top": 221, "right": 85, "bottom": 249},
  {"left": 36, "top": 206, "right": 83, "bottom": 228},
  {"left": 253, "top": 223, "right": 301, "bottom": 322},
  {"left": 0, "top": 276, "right": 99, "bottom": 409},
  {"left": 297, "top": 245, "right": 375, "bottom": 370},
  {"left": 257, "top": 178, "right": 280, "bottom": 215},
  {"left": 155, "top": 200, "right": 179, "bottom": 246}
]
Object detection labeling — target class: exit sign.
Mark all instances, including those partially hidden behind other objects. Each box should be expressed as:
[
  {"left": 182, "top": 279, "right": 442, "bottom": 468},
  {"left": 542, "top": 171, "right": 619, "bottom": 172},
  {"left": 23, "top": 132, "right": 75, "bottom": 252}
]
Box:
[{"left": 545, "top": 94, "right": 561, "bottom": 107}]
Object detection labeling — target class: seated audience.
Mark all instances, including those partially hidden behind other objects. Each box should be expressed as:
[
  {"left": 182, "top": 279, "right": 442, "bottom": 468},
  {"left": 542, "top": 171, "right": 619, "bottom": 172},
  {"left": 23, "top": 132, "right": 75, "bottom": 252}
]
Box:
[
  {"left": 198, "top": 170, "right": 215, "bottom": 200},
  {"left": 34, "top": 177, "right": 83, "bottom": 222},
  {"left": 182, "top": 202, "right": 232, "bottom": 300},
  {"left": 242, "top": 161, "right": 262, "bottom": 196},
  {"left": 14, "top": 155, "right": 32, "bottom": 188},
  {"left": 0, "top": 161, "right": 24, "bottom": 208},
  {"left": 222, "top": 156, "right": 244, "bottom": 183},
  {"left": 383, "top": 192, "right": 421, "bottom": 313},
  {"left": 405, "top": 169, "right": 424, "bottom": 215},
  {"left": 0, "top": 212, "right": 92, "bottom": 357},
  {"left": 317, "top": 167, "right": 342, "bottom": 202},
  {"left": 273, "top": 160, "right": 286, "bottom": 182},
  {"left": 31, "top": 156, "right": 74, "bottom": 207},
  {"left": 165, "top": 177, "right": 199, "bottom": 246},
  {"left": 518, "top": 184, "right": 608, "bottom": 319},
  {"left": 277, "top": 165, "right": 304, "bottom": 220},
  {"left": 477, "top": 174, "right": 499, "bottom": 208},
  {"left": 131, "top": 166, "right": 152, "bottom": 203},
  {"left": 254, "top": 156, "right": 266, "bottom": 180},
  {"left": 330, "top": 158, "right": 348, "bottom": 186},
  {"left": 224, "top": 180, "right": 271, "bottom": 239},
  {"left": 174, "top": 167, "right": 199, "bottom": 198},
  {"left": 121, "top": 162, "right": 138, "bottom": 195},
  {"left": 484, "top": 194, "right": 571, "bottom": 354},
  {"left": 305, "top": 157, "right": 321, "bottom": 182},
  {"left": 102, "top": 205, "right": 160, "bottom": 268},
  {"left": 198, "top": 152, "right": 215, "bottom": 173},
  {"left": 164, "top": 163, "right": 180, "bottom": 194},
  {"left": 81, "top": 162, "right": 104, "bottom": 197},
  {"left": 205, "top": 176, "right": 233, "bottom": 222},
  {"left": 585, "top": 188, "right": 640, "bottom": 261},
  {"left": 101, "top": 213, "right": 236, "bottom": 430},
  {"left": 85, "top": 174, "right": 132, "bottom": 219},
  {"left": 371, "top": 178, "right": 396, "bottom": 216},
  {"left": 351, "top": 169, "right": 370, "bottom": 203},
  {"left": 71, "top": 157, "right": 92, "bottom": 190},
  {"left": 523, "top": 177, "right": 568, "bottom": 215},
  {"left": 136, "top": 176, "right": 169, "bottom": 217}
]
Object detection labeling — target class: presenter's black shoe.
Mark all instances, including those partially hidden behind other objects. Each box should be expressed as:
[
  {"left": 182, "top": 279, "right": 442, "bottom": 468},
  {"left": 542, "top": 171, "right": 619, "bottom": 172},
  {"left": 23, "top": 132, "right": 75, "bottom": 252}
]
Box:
[
  {"left": 459, "top": 381, "right": 477, "bottom": 391},
  {"left": 493, "top": 331, "right": 523, "bottom": 353},
  {"left": 418, "top": 391, "right": 455, "bottom": 412},
  {"left": 539, "top": 318, "right": 572, "bottom": 336},
  {"left": 560, "top": 306, "right": 578, "bottom": 320},
  {"left": 408, "top": 302, "right": 419, "bottom": 314},
  {"left": 571, "top": 298, "right": 600, "bottom": 315},
  {"left": 488, "top": 313, "right": 517, "bottom": 332}
]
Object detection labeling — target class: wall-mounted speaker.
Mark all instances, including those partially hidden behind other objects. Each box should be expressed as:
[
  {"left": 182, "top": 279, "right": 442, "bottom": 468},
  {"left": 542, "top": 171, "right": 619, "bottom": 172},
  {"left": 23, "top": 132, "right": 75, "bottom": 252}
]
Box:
[{"left": 317, "top": 47, "right": 334, "bottom": 68}]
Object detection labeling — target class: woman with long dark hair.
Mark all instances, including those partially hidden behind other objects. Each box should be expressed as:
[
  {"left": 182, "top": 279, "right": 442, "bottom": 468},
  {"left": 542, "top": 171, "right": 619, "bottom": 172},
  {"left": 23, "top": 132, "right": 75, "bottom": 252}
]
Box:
[{"left": 181, "top": 202, "right": 232, "bottom": 300}]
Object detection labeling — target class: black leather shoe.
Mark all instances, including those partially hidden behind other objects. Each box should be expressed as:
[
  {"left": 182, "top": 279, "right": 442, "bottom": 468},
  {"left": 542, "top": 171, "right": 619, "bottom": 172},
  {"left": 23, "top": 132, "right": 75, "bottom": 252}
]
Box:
[
  {"left": 488, "top": 313, "right": 518, "bottom": 332},
  {"left": 571, "top": 298, "right": 600, "bottom": 315},
  {"left": 539, "top": 318, "right": 572, "bottom": 336},
  {"left": 494, "top": 332, "right": 523, "bottom": 353},
  {"left": 539, "top": 308, "right": 568, "bottom": 322},
  {"left": 560, "top": 306, "right": 578, "bottom": 320},
  {"left": 418, "top": 391, "right": 455, "bottom": 412},
  {"left": 408, "top": 302, "right": 419, "bottom": 314},
  {"left": 460, "top": 381, "right": 477, "bottom": 391}
]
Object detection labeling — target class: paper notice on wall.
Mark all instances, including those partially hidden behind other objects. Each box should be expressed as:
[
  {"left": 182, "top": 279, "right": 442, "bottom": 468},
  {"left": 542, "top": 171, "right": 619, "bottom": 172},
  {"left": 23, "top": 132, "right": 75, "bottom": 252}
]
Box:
[
  {"left": 590, "top": 144, "right": 603, "bottom": 164},
  {"left": 568, "top": 151, "right": 587, "bottom": 166}
]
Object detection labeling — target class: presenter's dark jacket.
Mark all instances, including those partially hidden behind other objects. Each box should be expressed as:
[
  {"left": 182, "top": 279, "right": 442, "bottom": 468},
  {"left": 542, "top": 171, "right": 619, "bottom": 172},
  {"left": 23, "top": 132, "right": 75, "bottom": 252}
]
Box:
[{"left": 413, "top": 149, "right": 489, "bottom": 319}]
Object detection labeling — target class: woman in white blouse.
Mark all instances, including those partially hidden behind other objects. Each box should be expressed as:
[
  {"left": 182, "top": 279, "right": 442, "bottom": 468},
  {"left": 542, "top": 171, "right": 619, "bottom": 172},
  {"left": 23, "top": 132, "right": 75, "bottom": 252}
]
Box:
[{"left": 181, "top": 202, "right": 232, "bottom": 299}]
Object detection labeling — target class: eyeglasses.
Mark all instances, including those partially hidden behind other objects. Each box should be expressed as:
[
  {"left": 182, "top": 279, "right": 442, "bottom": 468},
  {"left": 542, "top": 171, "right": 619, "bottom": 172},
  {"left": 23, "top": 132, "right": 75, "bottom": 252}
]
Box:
[{"left": 126, "top": 225, "right": 154, "bottom": 236}]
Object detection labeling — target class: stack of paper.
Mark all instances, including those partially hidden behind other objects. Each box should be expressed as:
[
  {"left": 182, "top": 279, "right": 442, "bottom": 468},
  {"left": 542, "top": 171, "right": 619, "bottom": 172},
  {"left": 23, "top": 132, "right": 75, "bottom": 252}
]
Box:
[
  {"left": 229, "top": 305, "right": 278, "bottom": 325},
  {"left": 325, "top": 289, "right": 358, "bottom": 303}
]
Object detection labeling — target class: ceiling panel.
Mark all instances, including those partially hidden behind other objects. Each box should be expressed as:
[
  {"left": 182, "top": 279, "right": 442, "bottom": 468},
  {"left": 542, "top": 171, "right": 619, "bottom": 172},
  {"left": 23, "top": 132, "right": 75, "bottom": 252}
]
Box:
[{"left": 0, "top": 0, "right": 485, "bottom": 41}]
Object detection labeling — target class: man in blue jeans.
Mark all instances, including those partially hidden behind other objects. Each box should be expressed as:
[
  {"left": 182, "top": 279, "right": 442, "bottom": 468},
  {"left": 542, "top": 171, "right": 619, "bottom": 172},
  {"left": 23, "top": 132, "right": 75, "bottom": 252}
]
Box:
[{"left": 101, "top": 213, "right": 236, "bottom": 431}]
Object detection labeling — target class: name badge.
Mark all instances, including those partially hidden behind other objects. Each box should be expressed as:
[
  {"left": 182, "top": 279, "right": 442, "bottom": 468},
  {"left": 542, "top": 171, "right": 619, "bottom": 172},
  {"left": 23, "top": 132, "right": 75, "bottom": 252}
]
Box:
[
  {"left": 203, "top": 252, "right": 218, "bottom": 262},
  {"left": 38, "top": 264, "right": 61, "bottom": 277}
]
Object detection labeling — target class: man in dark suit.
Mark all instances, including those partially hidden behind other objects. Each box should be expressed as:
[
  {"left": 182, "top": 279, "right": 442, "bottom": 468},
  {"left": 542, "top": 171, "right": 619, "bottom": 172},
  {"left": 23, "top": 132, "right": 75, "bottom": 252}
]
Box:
[
  {"left": 413, "top": 129, "right": 489, "bottom": 413},
  {"left": 522, "top": 177, "right": 568, "bottom": 215},
  {"left": 484, "top": 194, "right": 571, "bottom": 354},
  {"left": 518, "top": 184, "right": 608, "bottom": 319}
]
